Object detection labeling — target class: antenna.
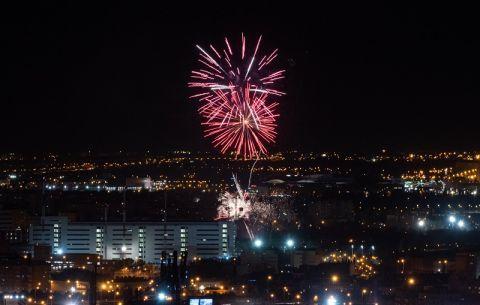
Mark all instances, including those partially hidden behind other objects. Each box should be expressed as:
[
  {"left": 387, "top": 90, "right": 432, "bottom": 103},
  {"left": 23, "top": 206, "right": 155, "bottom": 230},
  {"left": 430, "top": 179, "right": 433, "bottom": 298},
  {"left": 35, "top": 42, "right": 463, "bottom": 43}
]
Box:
[{"left": 41, "top": 178, "right": 46, "bottom": 225}]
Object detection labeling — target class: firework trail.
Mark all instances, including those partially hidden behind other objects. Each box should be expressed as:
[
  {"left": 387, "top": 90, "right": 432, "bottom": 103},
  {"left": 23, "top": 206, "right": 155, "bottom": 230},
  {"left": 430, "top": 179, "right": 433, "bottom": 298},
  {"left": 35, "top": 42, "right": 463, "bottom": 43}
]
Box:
[{"left": 189, "top": 34, "right": 285, "bottom": 159}]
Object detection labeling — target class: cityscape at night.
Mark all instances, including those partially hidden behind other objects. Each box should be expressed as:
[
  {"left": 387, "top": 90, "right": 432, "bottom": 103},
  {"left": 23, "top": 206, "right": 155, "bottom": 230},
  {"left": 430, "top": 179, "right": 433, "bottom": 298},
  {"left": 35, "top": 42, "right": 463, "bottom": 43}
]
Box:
[{"left": 3, "top": 2, "right": 480, "bottom": 305}]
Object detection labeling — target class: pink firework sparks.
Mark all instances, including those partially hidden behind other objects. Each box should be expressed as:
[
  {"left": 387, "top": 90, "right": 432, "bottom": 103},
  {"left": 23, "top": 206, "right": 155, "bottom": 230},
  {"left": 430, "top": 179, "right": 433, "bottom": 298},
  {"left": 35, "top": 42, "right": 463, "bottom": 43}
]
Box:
[
  {"left": 189, "top": 34, "right": 285, "bottom": 159},
  {"left": 189, "top": 34, "right": 285, "bottom": 99},
  {"left": 201, "top": 85, "right": 279, "bottom": 159}
]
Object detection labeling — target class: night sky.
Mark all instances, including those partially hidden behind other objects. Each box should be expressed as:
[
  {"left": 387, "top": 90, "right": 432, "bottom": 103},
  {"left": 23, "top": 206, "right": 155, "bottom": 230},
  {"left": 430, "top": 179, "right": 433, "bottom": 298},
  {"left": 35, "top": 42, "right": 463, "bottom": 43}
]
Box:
[{"left": 3, "top": 3, "right": 480, "bottom": 153}]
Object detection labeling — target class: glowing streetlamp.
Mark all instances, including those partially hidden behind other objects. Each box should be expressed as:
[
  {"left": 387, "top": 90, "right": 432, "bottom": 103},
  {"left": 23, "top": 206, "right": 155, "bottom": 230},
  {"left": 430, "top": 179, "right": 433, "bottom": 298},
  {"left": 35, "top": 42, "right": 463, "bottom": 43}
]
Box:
[
  {"left": 158, "top": 292, "right": 167, "bottom": 301},
  {"left": 253, "top": 239, "right": 263, "bottom": 248},
  {"left": 417, "top": 219, "right": 425, "bottom": 228},
  {"left": 398, "top": 258, "right": 406, "bottom": 273},
  {"left": 326, "top": 295, "right": 337, "bottom": 305}
]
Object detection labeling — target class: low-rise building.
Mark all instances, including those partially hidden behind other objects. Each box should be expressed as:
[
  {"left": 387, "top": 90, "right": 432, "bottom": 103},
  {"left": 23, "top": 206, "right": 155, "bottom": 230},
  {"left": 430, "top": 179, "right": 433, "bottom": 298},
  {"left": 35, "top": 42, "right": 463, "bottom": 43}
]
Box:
[{"left": 29, "top": 217, "right": 236, "bottom": 264}]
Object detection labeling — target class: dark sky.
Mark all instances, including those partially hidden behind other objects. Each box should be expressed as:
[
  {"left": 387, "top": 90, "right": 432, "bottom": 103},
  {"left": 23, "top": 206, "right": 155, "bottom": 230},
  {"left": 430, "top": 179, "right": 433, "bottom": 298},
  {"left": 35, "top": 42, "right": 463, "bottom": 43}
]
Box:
[{"left": 2, "top": 2, "right": 480, "bottom": 153}]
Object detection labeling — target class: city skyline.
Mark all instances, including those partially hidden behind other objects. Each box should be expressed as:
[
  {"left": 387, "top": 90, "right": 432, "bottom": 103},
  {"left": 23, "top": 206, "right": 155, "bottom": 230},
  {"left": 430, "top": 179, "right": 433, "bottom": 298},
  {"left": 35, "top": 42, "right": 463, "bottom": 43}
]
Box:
[{"left": 3, "top": 3, "right": 480, "bottom": 304}]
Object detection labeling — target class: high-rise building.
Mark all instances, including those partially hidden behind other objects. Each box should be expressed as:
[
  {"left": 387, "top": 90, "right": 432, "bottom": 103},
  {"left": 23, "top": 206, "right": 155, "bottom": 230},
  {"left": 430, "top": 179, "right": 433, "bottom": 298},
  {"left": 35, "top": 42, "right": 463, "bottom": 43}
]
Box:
[{"left": 29, "top": 217, "right": 236, "bottom": 263}]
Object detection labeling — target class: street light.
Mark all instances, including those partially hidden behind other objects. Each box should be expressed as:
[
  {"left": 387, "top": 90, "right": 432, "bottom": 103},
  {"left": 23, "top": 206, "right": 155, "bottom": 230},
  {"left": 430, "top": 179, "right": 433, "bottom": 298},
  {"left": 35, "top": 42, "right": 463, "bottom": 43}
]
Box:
[
  {"left": 253, "top": 239, "right": 263, "bottom": 248},
  {"left": 158, "top": 292, "right": 167, "bottom": 301},
  {"left": 326, "top": 295, "right": 337, "bottom": 305},
  {"left": 458, "top": 220, "right": 465, "bottom": 228},
  {"left": 448, "top": 215, "right": 456, "bottom": 224},
  {"left": 417, "top": 219, "right": 425, "bottom": 228},
  {"left": 285, "top": 239, "right": 295, "bottom": 249},
  {"left": 399, "top": 258, "right": 405, "bottom": 273}
]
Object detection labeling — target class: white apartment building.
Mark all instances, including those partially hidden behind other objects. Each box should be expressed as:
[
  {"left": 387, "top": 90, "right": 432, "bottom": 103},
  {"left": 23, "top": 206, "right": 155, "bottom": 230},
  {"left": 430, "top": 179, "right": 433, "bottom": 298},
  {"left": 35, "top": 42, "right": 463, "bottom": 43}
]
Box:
[{"left": 29, "top": 216, "right": 236, "bottom": 263}]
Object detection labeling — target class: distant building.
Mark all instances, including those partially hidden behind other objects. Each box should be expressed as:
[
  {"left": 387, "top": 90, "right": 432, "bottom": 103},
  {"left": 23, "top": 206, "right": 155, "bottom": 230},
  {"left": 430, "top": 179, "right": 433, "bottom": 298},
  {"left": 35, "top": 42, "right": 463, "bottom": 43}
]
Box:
[
  {"left": 126, "top": 177, "right": 153, "bottom": 190},
  {"left": 29, "top": 217, "right": 236, "bottom": 263},
  {"left": 291, "top": 249, "right": 324, "bottom": 268},
  {"left": 0, "top": 209, "right": 29, "bottom": 243},
  {"left": 238, "top": 249, "right": 279, "bottom": 274},
  {"left": 0, "top": 255, "right": 50, "bottom": 293},
  {"left": 398, "top": 250, "right": 480, "bottom": 292}
]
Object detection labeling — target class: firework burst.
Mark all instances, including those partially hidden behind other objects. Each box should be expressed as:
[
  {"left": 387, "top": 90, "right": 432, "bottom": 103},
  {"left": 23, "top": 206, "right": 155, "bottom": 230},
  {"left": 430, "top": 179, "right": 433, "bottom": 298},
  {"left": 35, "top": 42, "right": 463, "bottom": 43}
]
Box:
[{"left": 189, "top": 34, "right": 285, "bottom": 159}]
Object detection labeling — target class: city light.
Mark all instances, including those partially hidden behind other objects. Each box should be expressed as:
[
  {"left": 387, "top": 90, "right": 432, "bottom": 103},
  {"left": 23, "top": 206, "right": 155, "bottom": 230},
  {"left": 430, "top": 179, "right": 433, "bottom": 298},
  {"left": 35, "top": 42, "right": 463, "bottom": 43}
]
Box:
[
  {"left": 458, "top": 220, "right": 465, "bottom": 228},
  {"left": 417, "top": 219, "right": 425, "bottom": 227},
  {"left": 253, "top": 238, "right": 263, "bottom": 248},
  {"left": 448, "top": 215, "right": 456, "bottom": 224},
  {"left": 121, "top": 245, "right": 127, "bottom": 252},
  {"left": 4, "top": 295, "right": 25, "bottom": 300},
  {"left": 158, "top": 292, "right": 167, "bottom": 301},
  {"left": 285, "top": 239, "right": 295, "bottom": 249},
  {"left": 326, "top": 295, "right": 337, "bottom": 305}
]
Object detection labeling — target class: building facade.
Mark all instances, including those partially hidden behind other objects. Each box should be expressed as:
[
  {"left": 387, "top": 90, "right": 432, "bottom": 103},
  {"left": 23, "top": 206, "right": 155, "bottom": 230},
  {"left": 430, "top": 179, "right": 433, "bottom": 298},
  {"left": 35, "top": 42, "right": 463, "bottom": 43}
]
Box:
[
  {"left": 0, "top": 209, "right": 29, "bottom": 243},
  {"left": 29, "top": 217, "right": 236, "bottom": 263}
]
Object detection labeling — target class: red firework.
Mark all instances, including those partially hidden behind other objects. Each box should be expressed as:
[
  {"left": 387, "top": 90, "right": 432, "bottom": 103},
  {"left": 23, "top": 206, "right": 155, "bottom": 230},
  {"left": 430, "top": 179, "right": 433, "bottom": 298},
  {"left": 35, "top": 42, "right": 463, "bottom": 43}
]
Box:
[{"left": 189, "top": 34, "right": 285, "bottom": 159}]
